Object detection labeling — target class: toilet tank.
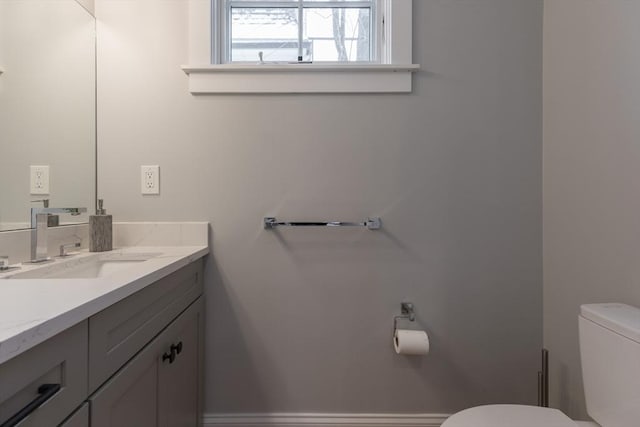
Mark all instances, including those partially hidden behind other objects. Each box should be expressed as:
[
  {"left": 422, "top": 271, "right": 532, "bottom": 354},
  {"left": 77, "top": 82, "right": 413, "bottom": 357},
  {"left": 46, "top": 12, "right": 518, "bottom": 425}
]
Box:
[{"left": 579, "top": 303, "right": 640, "bottom": 427}]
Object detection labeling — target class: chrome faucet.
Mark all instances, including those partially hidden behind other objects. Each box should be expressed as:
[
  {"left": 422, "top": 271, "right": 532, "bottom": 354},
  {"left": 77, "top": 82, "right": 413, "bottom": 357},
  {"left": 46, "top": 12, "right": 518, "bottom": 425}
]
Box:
[
  {"left": 59, "top": 241, "right": 81, "bottom": 257},
  {"left": 30, "top": 206, "right": 87, "bottom": 263}
]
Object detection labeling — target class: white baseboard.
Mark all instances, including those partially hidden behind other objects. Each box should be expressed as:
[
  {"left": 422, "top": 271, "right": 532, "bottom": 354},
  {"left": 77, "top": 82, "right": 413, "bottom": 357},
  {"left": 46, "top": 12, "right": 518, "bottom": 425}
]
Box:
[{"left": 203, "top": 413, "right": 450, "bottom": 427}]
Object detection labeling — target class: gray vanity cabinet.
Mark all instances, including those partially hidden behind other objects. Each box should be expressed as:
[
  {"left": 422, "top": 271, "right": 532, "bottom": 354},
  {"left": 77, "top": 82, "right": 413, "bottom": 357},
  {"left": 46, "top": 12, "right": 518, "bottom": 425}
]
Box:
[
  {"left": 89, "top": 297, "right": 203, "bottom": 427},
  {"left": 88, "top": 260, "right": 203, "bottom": 393},
  {"left": 87, "top": 258, "right": 204, "bottom": 427},
  {"left": 0, "top": 258, "right": 204, "bottom": 427}
]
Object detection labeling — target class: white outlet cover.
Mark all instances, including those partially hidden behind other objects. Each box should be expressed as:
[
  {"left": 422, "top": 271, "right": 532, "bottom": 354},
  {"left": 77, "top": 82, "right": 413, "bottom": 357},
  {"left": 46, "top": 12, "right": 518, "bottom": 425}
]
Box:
[
  {"left": 30, "top": 165, "right": 50, "bottom": 195},
  {"left": 141, "top": 165, "right": 160, "bottom": 195}
]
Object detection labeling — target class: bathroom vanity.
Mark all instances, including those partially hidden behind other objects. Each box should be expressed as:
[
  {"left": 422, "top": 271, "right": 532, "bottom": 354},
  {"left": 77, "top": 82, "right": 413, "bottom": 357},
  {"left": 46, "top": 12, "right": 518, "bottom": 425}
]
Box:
[
  {"left": 1, "top": 0, "right": 206, "bottom": 423},
  {"left": 1, "top": 0, "right": 208, "bottom": 422},
  {"left": 0, "top": 241, "right": 208, "bottom": 427}
]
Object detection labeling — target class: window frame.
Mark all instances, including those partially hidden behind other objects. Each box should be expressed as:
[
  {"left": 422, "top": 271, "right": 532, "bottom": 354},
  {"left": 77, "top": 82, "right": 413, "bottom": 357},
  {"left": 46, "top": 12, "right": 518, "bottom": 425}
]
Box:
[
  {"left": 183, "top": 0, "right": 418, "bottom": 94},
  {"left": 218, "top": 0, "right": 381, "bottom": 64}
]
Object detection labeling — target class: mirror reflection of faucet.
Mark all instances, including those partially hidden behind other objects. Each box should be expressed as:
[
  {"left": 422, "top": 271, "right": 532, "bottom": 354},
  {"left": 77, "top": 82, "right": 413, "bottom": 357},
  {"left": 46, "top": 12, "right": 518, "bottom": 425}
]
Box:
[{"left": 0, "top": 255, "right": 19, "bottom": 272}]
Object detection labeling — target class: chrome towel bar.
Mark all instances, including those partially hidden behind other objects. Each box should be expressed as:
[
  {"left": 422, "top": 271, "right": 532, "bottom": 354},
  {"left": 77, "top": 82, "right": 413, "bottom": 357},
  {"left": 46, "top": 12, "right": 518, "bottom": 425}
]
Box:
[{"left": 263, "top": 217, "right": 381, "bottom": 230}]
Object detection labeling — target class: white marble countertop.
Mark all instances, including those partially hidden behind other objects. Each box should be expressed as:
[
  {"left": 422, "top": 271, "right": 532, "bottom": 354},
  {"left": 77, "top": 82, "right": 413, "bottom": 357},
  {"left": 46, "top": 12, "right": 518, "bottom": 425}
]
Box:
[{"left": 0, "top": 245, "right": 208, "bottom": 365}]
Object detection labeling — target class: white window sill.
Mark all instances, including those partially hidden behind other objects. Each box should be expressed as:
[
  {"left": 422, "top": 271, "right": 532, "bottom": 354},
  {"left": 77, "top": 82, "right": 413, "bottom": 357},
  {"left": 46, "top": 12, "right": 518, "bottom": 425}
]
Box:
[{"left": 181, "top": 63, "right": 420, "bottom": 94}]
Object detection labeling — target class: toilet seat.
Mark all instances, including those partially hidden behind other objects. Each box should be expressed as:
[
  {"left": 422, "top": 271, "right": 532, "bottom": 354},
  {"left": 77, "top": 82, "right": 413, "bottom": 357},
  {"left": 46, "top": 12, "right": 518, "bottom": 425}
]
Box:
[{"left": 441, "top": 404, "right": 577, "bottom": 427}]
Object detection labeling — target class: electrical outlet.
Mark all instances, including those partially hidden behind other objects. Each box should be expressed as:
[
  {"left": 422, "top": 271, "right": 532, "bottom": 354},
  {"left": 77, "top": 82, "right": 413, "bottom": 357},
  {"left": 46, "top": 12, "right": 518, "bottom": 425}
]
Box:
[
  {"left": 141, "top": 165, "right": 160, "bottom": 195},
  {"left": 30, "top": 165, "right": 50, "bottom": 195}
]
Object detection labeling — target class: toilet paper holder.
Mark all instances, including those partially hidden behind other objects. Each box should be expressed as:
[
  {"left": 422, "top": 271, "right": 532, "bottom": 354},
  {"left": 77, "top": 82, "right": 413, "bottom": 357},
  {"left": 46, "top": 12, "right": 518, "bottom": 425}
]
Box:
[{"left": 393, "top": 302, "right": 416, "bottom": 332}]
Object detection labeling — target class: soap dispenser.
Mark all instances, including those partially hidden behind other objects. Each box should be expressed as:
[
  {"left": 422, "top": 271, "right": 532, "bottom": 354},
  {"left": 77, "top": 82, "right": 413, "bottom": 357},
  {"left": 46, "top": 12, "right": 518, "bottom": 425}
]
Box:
[{"left": 89, "top": 199, "right": 113, "bottom": 252}]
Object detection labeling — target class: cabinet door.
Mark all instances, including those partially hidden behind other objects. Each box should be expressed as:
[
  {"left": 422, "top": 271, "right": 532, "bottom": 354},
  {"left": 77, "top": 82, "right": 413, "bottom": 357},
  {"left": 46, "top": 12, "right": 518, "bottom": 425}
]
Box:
[
  {"left": 158, "top": 298, "right": 203, "bottom": 427},
  {"left": 89, "top": 343, "right": 159, "bottom": 427},
  {"left": 59, "top": 403, "right": 89, "bottom": 427}
]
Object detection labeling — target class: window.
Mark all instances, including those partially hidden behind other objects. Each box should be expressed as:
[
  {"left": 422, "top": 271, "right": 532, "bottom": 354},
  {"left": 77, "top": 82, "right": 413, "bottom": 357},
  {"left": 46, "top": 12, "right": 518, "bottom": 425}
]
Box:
[
  {"left": 220, "top": 0, "right": 378, "bottom": 64},
  {"left": 183, "top": 0, "right": 418, "bottom": 93}
]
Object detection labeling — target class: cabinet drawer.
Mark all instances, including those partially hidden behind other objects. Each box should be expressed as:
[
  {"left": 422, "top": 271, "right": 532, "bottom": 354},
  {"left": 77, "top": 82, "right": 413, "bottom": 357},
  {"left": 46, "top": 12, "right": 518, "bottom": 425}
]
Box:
[
  {"left": 0, "top": 321, "right": 88, "bottom": 427},
  {"left": 88, "top": 260, "right": 203, "bottom": 392}
]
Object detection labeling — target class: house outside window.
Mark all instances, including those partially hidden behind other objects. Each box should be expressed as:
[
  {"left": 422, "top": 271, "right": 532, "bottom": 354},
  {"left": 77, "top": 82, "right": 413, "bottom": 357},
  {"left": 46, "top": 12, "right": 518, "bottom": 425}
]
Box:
[{"left": 220, "top": 0, "right": 379, "bottom": 64}]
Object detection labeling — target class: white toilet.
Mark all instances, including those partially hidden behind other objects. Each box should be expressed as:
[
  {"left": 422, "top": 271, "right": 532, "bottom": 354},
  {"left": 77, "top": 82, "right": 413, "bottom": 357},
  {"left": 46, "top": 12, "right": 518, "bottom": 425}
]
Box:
[{"left": 442, "top": 303, "right": 640, "bottom": 427}]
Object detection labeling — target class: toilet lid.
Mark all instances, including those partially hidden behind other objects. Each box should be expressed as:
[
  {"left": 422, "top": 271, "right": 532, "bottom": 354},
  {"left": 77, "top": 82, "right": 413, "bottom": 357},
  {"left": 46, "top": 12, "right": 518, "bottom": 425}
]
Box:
[{"left": 442, "top": 405, "right": 577, "bottom": 427}]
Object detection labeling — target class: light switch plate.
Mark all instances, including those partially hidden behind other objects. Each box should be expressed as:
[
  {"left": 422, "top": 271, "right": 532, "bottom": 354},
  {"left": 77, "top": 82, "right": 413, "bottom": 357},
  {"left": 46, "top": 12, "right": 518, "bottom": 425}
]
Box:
[
  {"left": 141, "top": 165, "right": 160, "bottom": 195},
  {"left": 30, "top": 165, "right": 50, "bottom": 195}
]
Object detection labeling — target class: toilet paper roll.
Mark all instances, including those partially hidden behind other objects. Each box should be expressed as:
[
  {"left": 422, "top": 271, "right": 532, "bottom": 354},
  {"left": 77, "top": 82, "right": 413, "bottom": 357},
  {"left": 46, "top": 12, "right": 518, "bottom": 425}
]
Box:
[{"left": 394, "top": 329, "right": 430, "bottom": 355}]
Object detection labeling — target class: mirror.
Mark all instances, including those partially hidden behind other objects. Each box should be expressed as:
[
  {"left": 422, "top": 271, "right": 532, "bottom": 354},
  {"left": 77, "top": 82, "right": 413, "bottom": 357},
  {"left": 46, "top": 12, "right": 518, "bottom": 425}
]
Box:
[{"left": 0, "top": 0, "right": 96, "bottom": 231}]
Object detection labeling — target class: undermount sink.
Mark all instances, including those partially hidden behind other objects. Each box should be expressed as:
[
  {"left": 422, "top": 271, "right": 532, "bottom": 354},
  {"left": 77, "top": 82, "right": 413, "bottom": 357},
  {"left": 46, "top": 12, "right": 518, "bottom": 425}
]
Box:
[{"left": 4, "top": 252, "right": 161, "bottom": 279}]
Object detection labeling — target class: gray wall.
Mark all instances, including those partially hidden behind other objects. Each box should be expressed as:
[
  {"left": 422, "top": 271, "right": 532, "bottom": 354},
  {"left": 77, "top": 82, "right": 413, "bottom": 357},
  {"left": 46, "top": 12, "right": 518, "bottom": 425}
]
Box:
[
  {"left": 96, "top": 0, "right": 542, "bottom": 415},
  {"left": 543, "top": 0, "right": 640, "bottom": 420}
]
